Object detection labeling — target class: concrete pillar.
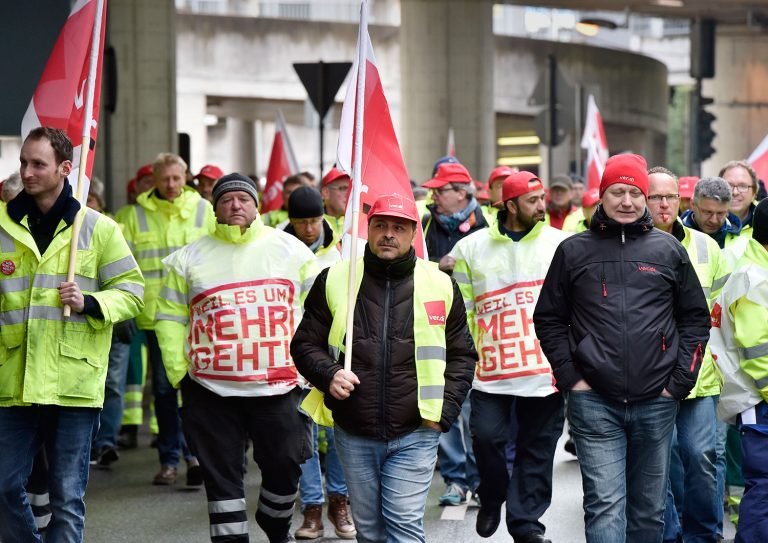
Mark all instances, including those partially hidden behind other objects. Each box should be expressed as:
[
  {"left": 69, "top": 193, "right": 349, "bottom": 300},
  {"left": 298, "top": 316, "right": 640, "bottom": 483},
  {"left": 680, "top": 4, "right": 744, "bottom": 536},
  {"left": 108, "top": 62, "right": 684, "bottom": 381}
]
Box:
[
  {"left": 96, "top": 0, "right": 177, "bottom": 211},
  {"left": 400, "top": 0, "right": 495, "bottom": 182},
  {"left": 226, "top": 117, "right": 256, "bottom": 175},
  {"left": 702, "top": 26, "right": 768, "bottom": 175}
]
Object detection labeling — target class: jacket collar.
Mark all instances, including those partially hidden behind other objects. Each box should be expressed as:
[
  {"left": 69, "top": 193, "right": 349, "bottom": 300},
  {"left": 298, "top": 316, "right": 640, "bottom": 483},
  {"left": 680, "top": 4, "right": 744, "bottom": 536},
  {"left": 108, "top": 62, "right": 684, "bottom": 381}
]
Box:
[
  {"left": 212, "top": 214, "right": 264, "bottom": 244},
  {"left": 7, "top": 179, "right": 80, "bottom": 226},
  {"left": 136, "top": 186, "right": 201, "bottom": 218},
  {"left": 363, "top": 244, "right": 416, "bottom": 280},
  {"left": 589, "top": 205, "right": 654, "bottom": 238}
]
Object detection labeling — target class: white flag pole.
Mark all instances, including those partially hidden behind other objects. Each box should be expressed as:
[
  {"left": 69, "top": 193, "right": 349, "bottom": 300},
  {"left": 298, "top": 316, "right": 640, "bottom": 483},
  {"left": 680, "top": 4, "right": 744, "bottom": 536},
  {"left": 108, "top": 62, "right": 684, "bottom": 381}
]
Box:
[
  {"left": 343, "top": 0, "right": 367, "bottom": 372},
  {"left": 64, "top": 0, "right": 104, "bottom": 318}
]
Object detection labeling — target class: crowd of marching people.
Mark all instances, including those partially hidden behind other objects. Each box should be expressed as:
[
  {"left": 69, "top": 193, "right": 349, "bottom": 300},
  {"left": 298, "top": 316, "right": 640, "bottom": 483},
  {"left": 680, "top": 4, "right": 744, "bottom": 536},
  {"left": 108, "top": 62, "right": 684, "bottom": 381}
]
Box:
[{"left": 1, "top": 126, "right": 767, "bottom": 543}]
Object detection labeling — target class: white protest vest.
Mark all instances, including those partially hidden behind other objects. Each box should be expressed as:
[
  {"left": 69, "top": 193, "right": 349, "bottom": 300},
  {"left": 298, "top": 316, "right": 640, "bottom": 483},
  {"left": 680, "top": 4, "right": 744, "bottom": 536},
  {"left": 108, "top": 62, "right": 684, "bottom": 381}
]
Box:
[
  {"left": 452, "top": 221, "right": 569, "bottom": 396},
  {"left": 164, "top": 225, "right": 317, "bottom": 397}
]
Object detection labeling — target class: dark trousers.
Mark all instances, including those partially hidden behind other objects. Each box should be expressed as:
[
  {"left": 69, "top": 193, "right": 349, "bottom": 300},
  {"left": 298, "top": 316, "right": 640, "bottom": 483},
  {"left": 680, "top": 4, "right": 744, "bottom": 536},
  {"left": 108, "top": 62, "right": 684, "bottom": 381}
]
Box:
[
  {"left": 181, "top": 379, "right": 312, "bottom": 543},
  {"left": 470, "top": 390, "right": 564, "bottom": 538}
]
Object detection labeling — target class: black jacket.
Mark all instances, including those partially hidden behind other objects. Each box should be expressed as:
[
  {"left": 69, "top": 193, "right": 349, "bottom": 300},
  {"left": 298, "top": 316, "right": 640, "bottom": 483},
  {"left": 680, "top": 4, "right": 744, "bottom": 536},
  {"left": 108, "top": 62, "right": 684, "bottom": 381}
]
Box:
[
  {"left": 533, "top": 206, "right": 711, "bottom": 402},
  {"left": 422, "top": 202, "right": 488, "bottom": 262},
  {"left": 291, "top": 246, "right": 477, "bottom": 440}
]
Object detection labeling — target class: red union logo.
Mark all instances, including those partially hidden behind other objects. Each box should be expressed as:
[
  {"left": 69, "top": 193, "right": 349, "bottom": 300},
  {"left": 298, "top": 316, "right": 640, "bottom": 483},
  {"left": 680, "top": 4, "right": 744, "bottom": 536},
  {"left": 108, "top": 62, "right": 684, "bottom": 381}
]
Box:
[
  {"left": 711, "top": 303, "right": 722, "bottom": 328},
  {"left": 1, "top": 260, "right": 15, "bottom": 275},
  {"left": 638, "top": 265, "right": 657, "bottom": 272},
  {"left": 424, "top": 300, "right": 446, "bottom": 325}
]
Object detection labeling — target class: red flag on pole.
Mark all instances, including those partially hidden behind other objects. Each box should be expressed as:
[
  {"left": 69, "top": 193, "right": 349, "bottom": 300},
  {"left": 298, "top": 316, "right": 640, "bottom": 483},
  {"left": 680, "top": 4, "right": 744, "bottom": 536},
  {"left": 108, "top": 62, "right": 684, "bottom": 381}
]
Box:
[
  {"left": 21, "top": 0, "right": 107, "bottom": 203},
  {"left": 580, "top": 94, "right": 609, "bottom": 191},
  {"left": 336, "top": 5, "right": 426, "bottom": 259},
  {"left": 261, "top": 111, "right": 299, "bottom": 213},
  {"left": 748, "top": 134, "right": 768, "bottom": 184}
]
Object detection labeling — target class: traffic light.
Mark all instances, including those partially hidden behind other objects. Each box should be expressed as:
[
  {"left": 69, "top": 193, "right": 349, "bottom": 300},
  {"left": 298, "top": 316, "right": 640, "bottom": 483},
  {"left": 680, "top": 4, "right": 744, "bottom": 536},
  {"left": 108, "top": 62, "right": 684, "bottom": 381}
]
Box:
[{"left": 697, "top": 96, "right": 716, "bottom": 162}]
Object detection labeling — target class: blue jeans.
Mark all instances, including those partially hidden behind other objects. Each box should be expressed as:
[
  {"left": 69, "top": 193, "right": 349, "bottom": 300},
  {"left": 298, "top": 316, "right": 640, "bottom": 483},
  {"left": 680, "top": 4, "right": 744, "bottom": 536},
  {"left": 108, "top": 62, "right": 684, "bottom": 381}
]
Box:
[
  {"left": 438, "top": 395, "right": 479, "bottom": 491},
  {"left": 0, "top": 406, "right": 99, "bottom": 543},
  {"left": 334, "top": 425, "right": 440, "bottom": 543},
  {"left": 568, "top": 390, "right": 679, "bottom": 543},
  {"left": 735, "top": 401, "right": 768, "bottom": 543},
  {"left": 146, "top": 330, "right": 188, "bottom": 467},
  {"left": 663, "top": 396, "right": 721, "bottom": 543},
  {"left": 94, "top": 335, "right": 131, "bottom": 450},
  {"left": 299, "top": 423, "right": 348, "bottom": 506}
]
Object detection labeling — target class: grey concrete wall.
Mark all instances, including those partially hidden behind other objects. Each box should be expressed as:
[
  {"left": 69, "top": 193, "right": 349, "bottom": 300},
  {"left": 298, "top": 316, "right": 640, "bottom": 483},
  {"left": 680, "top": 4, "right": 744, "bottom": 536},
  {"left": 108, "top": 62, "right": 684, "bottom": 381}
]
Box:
[{"left": 702, "top": 26, "right": 768, "bottom": 176}]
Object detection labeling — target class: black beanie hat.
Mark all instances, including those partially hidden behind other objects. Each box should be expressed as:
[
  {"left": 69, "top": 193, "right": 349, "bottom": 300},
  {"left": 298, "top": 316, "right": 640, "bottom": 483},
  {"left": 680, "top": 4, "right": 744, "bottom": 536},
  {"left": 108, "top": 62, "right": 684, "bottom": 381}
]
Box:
[
  {"left": 752, "top": 198, "right": 768, "bottom": 245},
  {"left": 212, "top": 173, "right": 259, "bottom": 208},
  {"left": 288, "top": 186, "right": 324, "bottom": 219}
]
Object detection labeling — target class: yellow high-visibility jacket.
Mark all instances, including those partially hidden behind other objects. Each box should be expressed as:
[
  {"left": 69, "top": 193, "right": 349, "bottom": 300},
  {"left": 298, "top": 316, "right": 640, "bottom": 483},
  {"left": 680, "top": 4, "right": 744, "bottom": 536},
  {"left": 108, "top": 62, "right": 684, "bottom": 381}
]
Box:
[
  {"left": 121, "top": 187, "right": 215, "bottom": 330},
  {"left": 0, "top": 207, "right": 144, "bottom": 407}
]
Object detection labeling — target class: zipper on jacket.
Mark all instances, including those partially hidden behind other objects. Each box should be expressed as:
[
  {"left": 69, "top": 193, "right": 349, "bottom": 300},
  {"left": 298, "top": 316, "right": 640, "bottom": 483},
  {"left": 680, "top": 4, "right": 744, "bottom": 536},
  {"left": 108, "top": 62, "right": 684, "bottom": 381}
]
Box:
[
  {"left": 621, "top": 225, "right": 626, "bottom": 245},
  {"left": 690, "top": 343, "right": 703, "bottom": 372},
  {"left": 380, "top": 277, "right": 391, "bottom": 438},
  {"left": 620, "top": 235, "right": 629, "bottom": 402},
  {"left": 601, "top": 263, "right": 607, "bottom": 298},
  {"left": 659, "top": 329, "right": 666, "bottom": 352}
]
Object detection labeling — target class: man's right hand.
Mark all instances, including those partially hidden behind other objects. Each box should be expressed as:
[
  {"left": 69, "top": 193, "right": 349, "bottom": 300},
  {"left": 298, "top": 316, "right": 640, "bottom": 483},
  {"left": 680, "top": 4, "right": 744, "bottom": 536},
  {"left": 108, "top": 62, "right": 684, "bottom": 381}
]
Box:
[
  {"left": 329, "top": 369, "right": 361, "bottom": 400},
  {"left": 571, "top": 379, "right": 592, "bottom": 391}
]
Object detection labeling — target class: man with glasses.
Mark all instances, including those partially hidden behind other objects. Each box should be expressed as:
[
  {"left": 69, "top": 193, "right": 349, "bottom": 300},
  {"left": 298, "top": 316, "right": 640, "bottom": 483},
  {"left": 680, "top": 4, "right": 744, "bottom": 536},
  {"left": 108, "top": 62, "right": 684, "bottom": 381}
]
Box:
[
  {"left": 534, "top": 153, "right": 711, "bottom": 543},
  {"left": 681, "top": 177, "right": 750, "bottom": 267},
  {"left": 320, "top": 167, "right": 349, "bottom": 239},
  {"left": 720, "top": 160, "right": 759, "bottom": 238},
  {"left": 647, "top": 166, "right": 729, "bottom": 543},
  {"left": 421, "top": 161, "right": 487, "bottom": 508}
]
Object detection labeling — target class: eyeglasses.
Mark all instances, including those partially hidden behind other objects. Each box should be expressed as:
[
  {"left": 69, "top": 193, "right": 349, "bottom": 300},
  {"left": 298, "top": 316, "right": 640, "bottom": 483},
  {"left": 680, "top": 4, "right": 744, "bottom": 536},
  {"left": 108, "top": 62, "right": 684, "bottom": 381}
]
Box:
[
  {"left": 647, "top": 194, "right": 680, "bottom": 203},
  {"left": 729, "top": 183, "right": 753, "bottom": 194},
  {"left": 433, "top": 185, "right": 456, "bottom": 195}
]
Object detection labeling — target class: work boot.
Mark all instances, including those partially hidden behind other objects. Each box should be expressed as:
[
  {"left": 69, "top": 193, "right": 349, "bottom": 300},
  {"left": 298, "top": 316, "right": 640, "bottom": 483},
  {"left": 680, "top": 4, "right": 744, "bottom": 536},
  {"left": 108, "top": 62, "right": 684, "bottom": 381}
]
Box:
[
  {"left": 294, "top": 504, "right": 323, "bottom": 539},
  {"left": 327, "top": 494, "right": 356, "bottom": 540},
  {"left": 152, "top": 464, "right": 177, "bottom": 485}
]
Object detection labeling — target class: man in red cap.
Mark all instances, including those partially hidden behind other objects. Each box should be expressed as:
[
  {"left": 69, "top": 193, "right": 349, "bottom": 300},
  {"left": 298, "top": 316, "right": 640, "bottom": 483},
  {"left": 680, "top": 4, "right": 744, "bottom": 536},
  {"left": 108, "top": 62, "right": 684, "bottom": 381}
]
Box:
[
  {"left": 563, "top": 188, "right": 600, "bottom": 233},
  {"left": 422, "top": 162, "right": 489, "bottom": 273},
  {"left": 534, "top": 153, "right": 711, "bottom": 543},
  {"left": 293, "top": 193, "right": 476, "bottom": 543},
  {"left": 482, "top": 165, "right": 516, "bottom": 222},
  {"left": 452, "top": 171, "right": 569, "bottom": 543},
  {"left": 320, "top": 167, "right": 350, "bottom": 239},
  {"left": 193, "top": 164, "right": 224, "bottom": 203}
]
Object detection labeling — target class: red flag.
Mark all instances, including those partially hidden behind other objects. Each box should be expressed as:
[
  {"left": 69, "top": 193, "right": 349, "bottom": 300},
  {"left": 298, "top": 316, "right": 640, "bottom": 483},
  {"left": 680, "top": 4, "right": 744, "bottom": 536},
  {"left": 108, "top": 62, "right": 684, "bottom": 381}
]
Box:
[
  {"left": 21, "top": 0, "right": 107, "bottom": 201},
  {"left": 337, "top": 8, "right": 426, "bottom": 258},
  {"left": 580, "top": 95, "right": 609, "bottom": 191},
  {"left": 748, "top": 133, "right": 768, "bottom": 184},
  {"left": 261, "top": 111, "right": 299, "bottom": 213}
]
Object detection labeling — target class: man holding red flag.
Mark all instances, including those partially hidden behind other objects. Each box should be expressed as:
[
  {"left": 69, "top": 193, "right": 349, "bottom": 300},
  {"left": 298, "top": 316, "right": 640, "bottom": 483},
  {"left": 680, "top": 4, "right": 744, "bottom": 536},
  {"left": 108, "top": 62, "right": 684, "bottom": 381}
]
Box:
[
  {"left": 292, "top": 193, "right": 476, "bottom": 543},
  {"left": 0, "top": 127, "right": 143, "bottom": 542}
]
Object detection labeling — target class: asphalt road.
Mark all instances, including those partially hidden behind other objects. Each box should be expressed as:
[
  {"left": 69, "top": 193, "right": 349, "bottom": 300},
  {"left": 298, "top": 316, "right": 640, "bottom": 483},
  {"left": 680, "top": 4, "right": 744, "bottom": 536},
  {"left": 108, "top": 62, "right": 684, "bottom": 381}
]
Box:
[{"left": 82, "top": 431, "right": 735, "bottom": 542}]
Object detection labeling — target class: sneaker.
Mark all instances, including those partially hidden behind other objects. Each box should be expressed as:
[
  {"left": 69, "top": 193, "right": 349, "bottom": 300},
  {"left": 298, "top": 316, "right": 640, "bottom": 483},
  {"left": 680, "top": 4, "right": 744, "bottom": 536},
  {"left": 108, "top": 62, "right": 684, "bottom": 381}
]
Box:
[
  {"left": 438, "top": 482, "right": 468, "bottom": 506},
  {"left": 468, "top": 491, "right": 481, "bottom": 508}
]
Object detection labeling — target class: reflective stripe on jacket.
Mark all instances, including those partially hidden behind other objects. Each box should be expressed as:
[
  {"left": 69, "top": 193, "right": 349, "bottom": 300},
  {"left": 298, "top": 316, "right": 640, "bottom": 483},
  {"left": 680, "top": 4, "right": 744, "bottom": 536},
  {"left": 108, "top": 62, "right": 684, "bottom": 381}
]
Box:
[
  {"left": 681, "top": 225, "right": 731, "bottom": 398},
  {"left": 122, "top": 187, "right": 215, "bottom": 329},
  {"left": 452, "top": 220, "right": 568, "bottom": 396},
  {"left": 0, "top": 207, "right": 144, "bottom": 407},
  {"left": 710, "top": 238, "right": 768, "bottom": 423},
  {"left": 154, "top": 217, "right": 318, "bottom": 396}
]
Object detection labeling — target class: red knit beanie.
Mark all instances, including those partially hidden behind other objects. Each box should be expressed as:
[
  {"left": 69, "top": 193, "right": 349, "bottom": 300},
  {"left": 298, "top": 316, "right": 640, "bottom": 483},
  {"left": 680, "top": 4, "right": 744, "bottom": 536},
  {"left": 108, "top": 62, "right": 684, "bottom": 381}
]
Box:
[{"left": 599, "top": 154, "right": 649, "bottom": 198}]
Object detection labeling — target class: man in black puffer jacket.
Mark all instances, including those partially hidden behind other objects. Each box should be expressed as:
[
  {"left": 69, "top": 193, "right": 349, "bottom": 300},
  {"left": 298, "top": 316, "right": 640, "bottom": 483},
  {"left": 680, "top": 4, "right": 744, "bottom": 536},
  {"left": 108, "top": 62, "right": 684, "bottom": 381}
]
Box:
[
  {"left": 292, "top": 193, "right": 476, "bottom": 543},
  {"left": 534, "top": 154, "right": 711, "bottom": 543}
]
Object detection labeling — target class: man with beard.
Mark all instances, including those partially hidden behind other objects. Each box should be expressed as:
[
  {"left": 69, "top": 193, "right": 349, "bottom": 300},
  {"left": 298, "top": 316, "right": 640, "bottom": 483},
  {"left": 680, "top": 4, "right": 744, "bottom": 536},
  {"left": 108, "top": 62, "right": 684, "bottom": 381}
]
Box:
[{"left": 451, "top": 171, "right": 569, "bottom": 543}]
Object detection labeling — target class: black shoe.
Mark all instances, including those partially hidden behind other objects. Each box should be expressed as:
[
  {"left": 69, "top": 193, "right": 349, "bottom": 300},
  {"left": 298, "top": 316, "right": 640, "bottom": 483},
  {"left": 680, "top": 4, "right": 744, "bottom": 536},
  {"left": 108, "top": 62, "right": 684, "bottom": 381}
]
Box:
[
  {"left": 564, "top": 438, "right": 577, "bottom": 456},
  {"left": 96, "top": 447, "right": 120, "bottom": 468},
  {"left": 186, "top": 464, "right": 203, "bottom": 487},
  {"left": 514, "top": 533, "right": 551, "bottom": 543},
  {"left": 476, "top": 506, "right": 501, "bottom": 538},
  {"left": 117, "top": 425, "right": 138, "bottom": 450}
]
